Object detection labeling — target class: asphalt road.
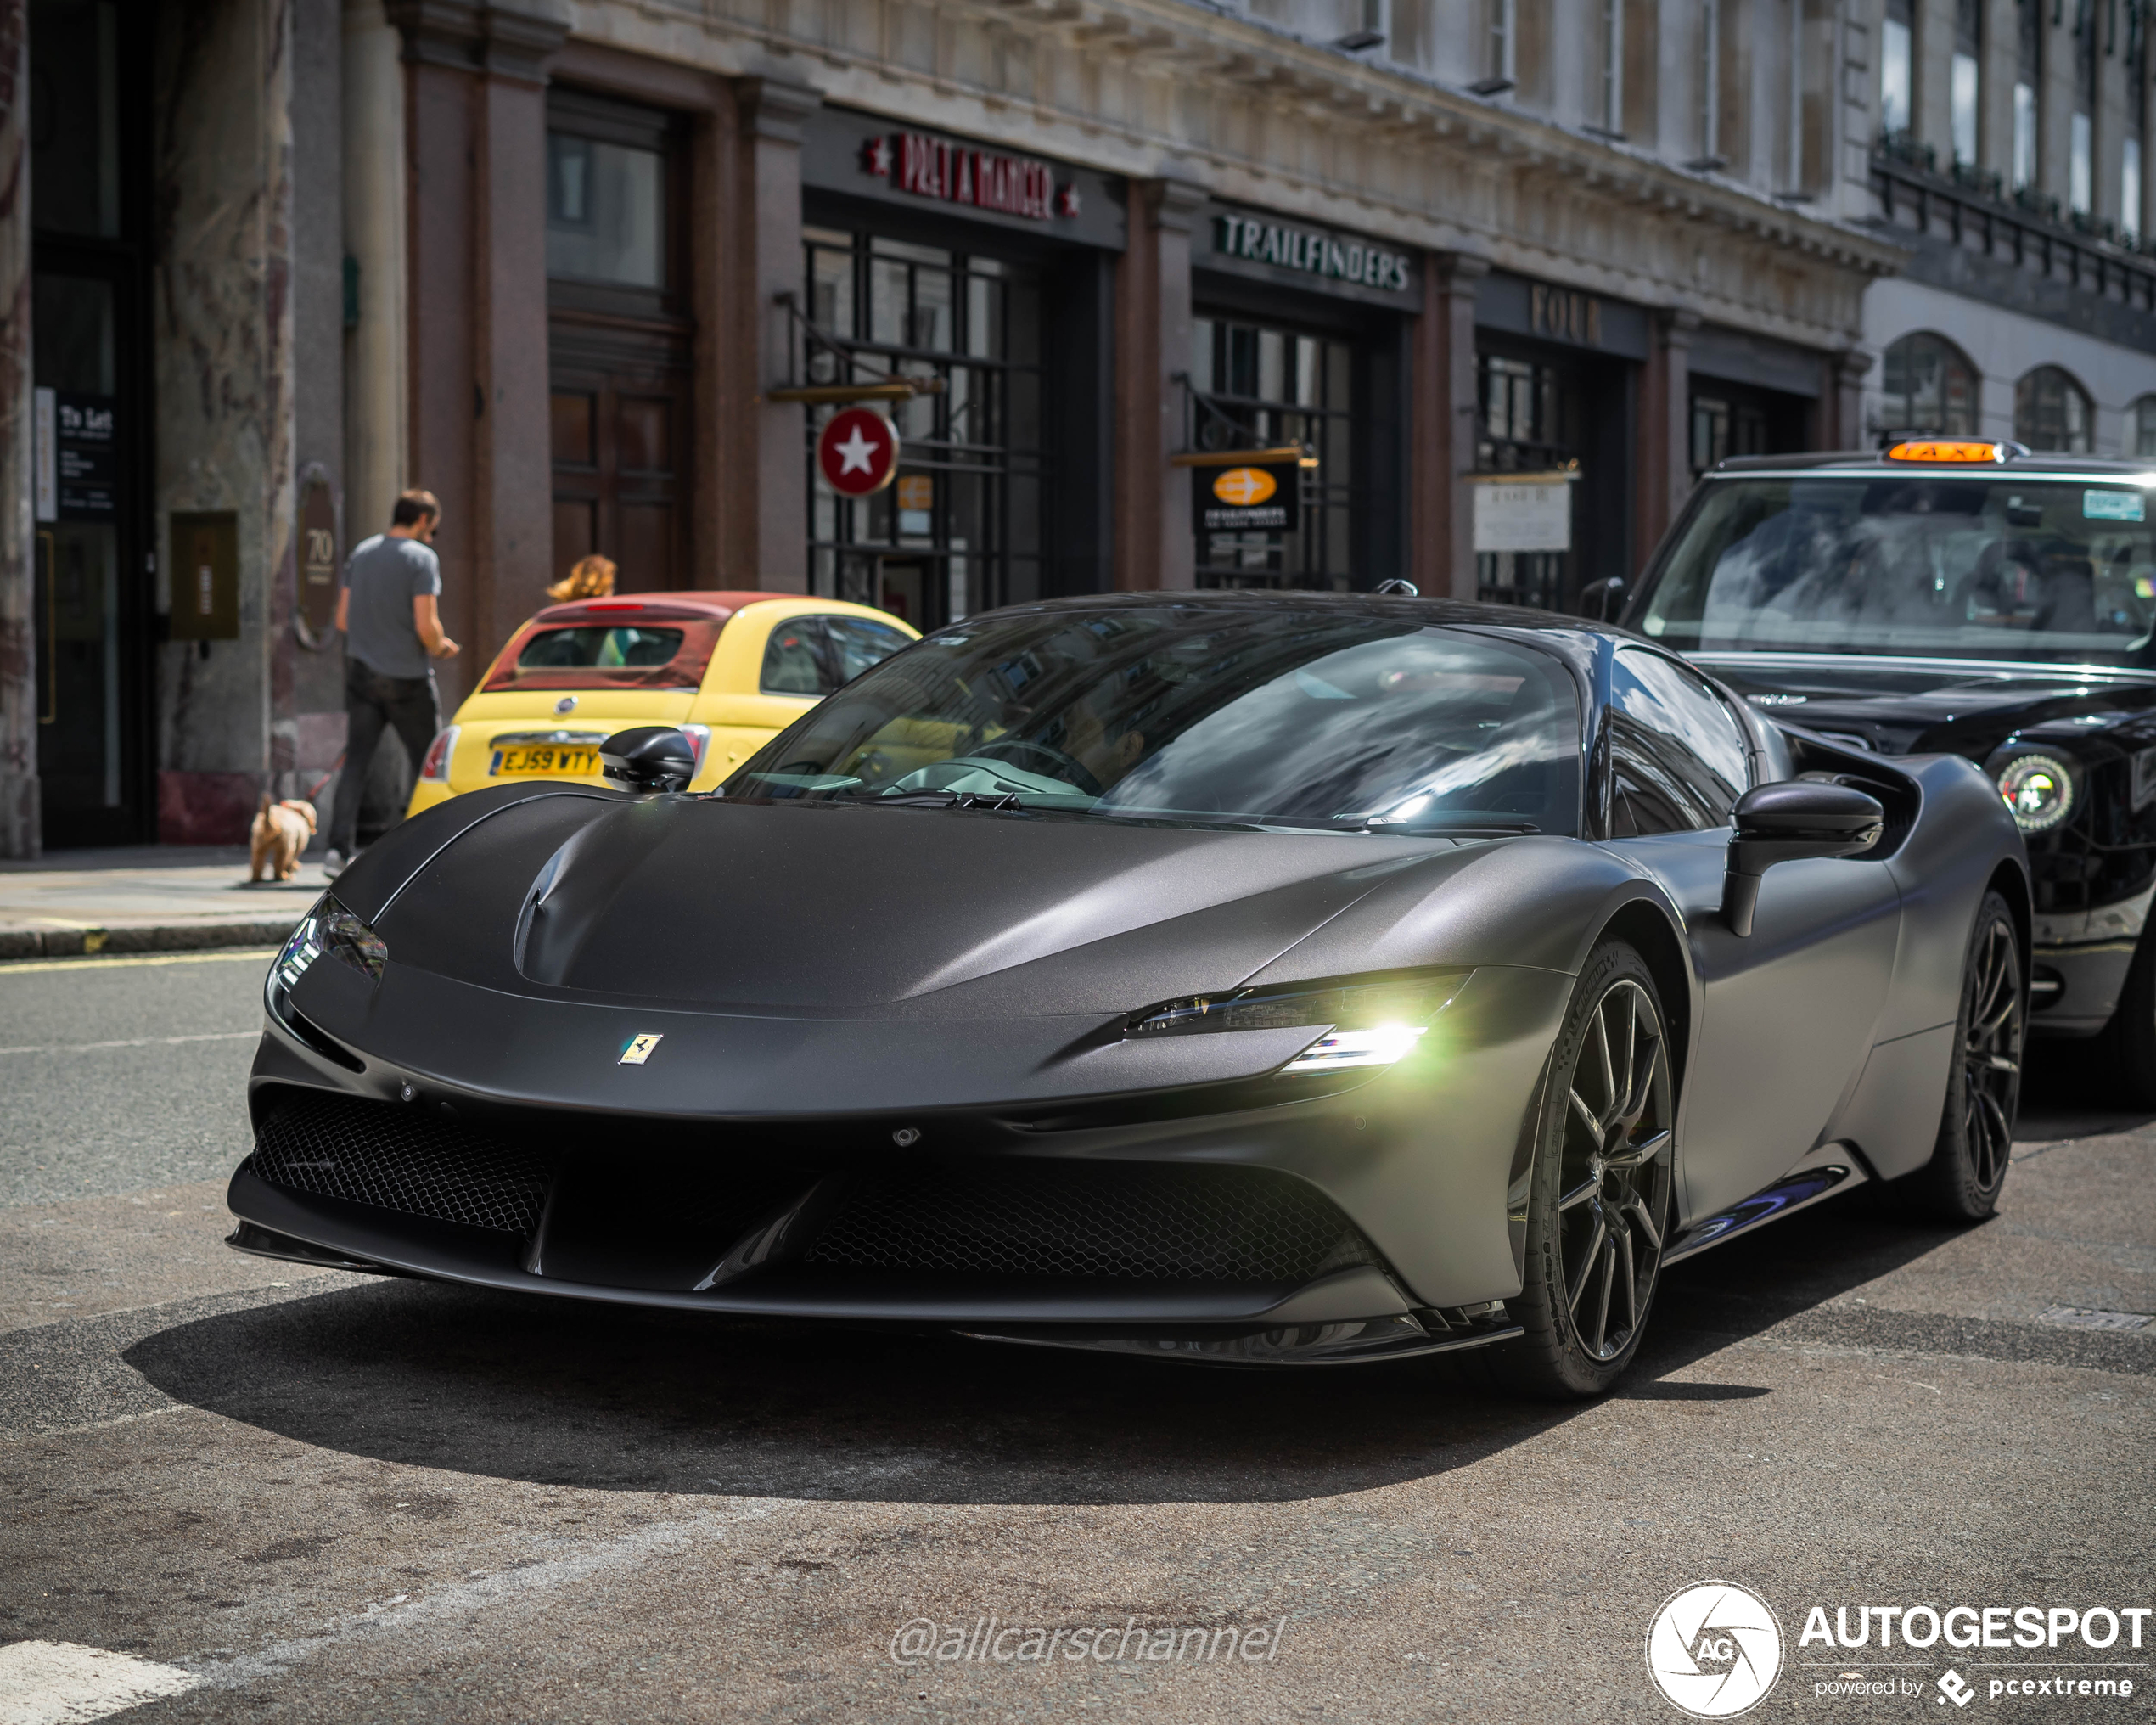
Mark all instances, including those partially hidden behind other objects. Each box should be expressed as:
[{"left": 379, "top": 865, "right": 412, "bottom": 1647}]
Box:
[{"left": 1, "top": 949, "right": 2152, "bottom": 1722}]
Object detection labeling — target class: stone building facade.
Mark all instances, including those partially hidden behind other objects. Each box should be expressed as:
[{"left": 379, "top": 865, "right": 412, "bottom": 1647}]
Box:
[
  {"left": 0, "top": 0, "right": 1906, "bottom": 856},
  {"left": 1852, "top": 0, "right": 2156, "bottom": 452}
]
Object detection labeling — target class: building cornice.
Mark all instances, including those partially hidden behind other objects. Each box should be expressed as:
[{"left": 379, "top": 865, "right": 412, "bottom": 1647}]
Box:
[{"left": 564, "top": 0, "right": 1908, "bottom": 346}]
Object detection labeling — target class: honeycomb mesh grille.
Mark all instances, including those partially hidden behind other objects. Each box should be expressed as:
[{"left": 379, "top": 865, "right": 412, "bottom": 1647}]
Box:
[
  {"left": 252, "top": 1090, "right": 554, "bottom": 1236},
  {"left": 802, "top": 1161, "right": 1373, "bottom": 1284}
]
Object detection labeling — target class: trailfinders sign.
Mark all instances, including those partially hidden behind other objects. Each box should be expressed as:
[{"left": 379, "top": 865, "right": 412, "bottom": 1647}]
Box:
[{"left": 1200, "top": 205, "right": 1420, "bottom": 308}]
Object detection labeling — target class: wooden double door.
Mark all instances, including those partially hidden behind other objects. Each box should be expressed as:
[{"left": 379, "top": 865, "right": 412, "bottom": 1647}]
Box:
[{"left": 549, "top": 317, "right": 691, "bottom": 593}]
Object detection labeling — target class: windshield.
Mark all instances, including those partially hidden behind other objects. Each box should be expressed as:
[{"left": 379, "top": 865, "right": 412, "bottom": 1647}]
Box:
[
  {"left": 482, "top": 615, "right": 725, "bottom": 693},
  {"left": 1638, "top": 474, "right": 2156, "bottom": 666},
  {"left": 724, "top": 605, "right": 1582, "bottom": 834}
]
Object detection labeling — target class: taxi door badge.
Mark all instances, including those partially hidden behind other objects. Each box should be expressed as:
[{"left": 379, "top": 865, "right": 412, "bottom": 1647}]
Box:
[{"left": 619, "top": 1033, "right": 664, "bottom": 1066}]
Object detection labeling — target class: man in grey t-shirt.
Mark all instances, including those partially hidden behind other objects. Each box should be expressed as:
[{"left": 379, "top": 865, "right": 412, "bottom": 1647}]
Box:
[{"left": 325, "top": 488, "right": 462, "bottom": 872}]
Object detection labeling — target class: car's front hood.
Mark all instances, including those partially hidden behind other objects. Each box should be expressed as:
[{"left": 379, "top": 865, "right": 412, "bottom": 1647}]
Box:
[
  {"left": 353, "top": 792, "right": 1605, "bottom": 1021},
  {"left": 1690, "top": 651, "right": 2156, "bottom": 756}
]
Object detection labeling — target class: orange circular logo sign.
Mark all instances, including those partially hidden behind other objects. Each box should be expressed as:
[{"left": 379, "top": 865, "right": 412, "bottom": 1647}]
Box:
[{"left": 1212, "top": 466, "right": 1278, "bottom": 507}]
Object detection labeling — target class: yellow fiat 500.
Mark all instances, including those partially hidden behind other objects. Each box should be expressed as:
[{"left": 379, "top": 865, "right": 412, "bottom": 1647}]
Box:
[{"left": 405, "top": 591, "right": 916, "bottom": 815}]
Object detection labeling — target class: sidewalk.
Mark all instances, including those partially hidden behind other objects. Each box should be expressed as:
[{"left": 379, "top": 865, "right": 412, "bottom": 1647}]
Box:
[{"left": 0, "top": 846, "right": 327, "bottom": 960}]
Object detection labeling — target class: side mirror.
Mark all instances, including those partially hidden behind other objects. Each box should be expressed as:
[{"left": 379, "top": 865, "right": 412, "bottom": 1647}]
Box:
[
  {"left": 1721, "top": 781, "right": 1884, "bottom": 937},
  {"left": 602, "top": 727, "right": 697, "bottom": 795},
  {"left": 1577, "top": 576, "right": 1626, "bottom": 622}
]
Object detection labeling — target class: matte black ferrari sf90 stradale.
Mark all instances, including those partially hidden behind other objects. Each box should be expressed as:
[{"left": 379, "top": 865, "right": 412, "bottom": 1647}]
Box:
[{"left": 228, "top": 594, "right": 2027, "bottom": 1396}]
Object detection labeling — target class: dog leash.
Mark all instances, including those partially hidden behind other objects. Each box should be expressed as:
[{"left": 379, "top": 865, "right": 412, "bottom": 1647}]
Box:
[{"left": 300, "top": 754, "right": 345, "bottom": 804}]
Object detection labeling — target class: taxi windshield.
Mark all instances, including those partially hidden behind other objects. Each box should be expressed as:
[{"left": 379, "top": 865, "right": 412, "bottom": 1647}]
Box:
[
  {"left": 725, "top": 605, "right": 1582, "bottom": 834},
  {"left": 1638, "top": 474, "right": 2156, "bottom": 666}
]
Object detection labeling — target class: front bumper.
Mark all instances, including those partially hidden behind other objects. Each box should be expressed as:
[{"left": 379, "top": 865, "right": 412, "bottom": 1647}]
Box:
[
  {"left": 232, "top": 957, "right": 1574, "bottom": 1347},
  {"left": 2030, "top": 880, "right": 2154, "bottom": 1034}
]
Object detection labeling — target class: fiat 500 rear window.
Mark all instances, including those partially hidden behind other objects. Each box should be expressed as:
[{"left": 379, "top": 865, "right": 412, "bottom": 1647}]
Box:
[{"left": 482, "top": 619, "right": 722, "bottom": 692}]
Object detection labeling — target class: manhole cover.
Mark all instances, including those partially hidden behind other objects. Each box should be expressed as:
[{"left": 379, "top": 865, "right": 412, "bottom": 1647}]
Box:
[{"left": 2035, "top": 1306, "right": 2153, "bottom": 1332}]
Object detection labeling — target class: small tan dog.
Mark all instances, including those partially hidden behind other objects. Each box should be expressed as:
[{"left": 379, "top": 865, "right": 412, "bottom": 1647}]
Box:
[{"left": 250, "top": 794, "right": 318, "bottom": 882}]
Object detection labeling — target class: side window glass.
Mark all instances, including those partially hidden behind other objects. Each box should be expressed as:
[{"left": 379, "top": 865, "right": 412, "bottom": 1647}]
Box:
[
  {"left": 1609, "top": 741, "right": 1697, "bottom": 837},
  {"left": 760, "top": 618, "right": 834, "bottom": 696},
  {"left": 823, "top": 615, "right": 912, "bottom": 684},
  {"left": 1612, "top": 647, "right": 1750, "bottom": 823}
]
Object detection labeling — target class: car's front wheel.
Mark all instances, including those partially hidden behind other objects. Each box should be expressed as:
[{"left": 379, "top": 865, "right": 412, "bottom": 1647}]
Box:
[
  {"left": 1496, "top": 941, "right": 1676, "bottom": 1400},
  {"left": 2100, "top": 920, "right": 2156, "bottom": 1108}
]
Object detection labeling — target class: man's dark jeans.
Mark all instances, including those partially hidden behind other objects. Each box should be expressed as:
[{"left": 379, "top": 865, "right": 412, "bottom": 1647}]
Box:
[{"left": 328, "top": 660, "right": 441, "bottom": 857}]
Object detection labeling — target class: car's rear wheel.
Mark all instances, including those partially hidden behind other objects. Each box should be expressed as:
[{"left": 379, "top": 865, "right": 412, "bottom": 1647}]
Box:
[
  {"left": 1903, "top": 890, "right": 2023, "bottom": 1222},
  {"left": 1496, "top": 941, "right": 1675, "bottom": 1400}
]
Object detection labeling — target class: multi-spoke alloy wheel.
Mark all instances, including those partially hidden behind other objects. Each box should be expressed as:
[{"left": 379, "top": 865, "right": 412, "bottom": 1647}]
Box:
[
  {"left": 1556, "top": 978, "right": 1674, "bottom": 1363},
  {"left": 1907, "top": 890, "right": 2024, "bottom": 1222},
  {"left": 1500, "top": 941, "right": 1676, "bottom": 1398}
]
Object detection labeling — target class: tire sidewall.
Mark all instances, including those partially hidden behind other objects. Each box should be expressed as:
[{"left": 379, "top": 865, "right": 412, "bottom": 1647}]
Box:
[{"left": 1507, "top": 940, "right": 1671, "bottom": 1397}]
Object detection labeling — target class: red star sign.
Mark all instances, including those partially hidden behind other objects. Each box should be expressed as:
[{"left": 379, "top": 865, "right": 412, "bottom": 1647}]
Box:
[
  {"left": 816, "top": 407, "right": 901, "bottom": 497},
  {"left": 862, "top": 135, "right": 894, "bottom": 177}
]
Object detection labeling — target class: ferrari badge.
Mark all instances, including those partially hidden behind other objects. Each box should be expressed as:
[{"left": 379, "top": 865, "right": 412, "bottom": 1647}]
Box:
[{"left": 619, "top": 1033, "right": 664, "bottom": 1066}]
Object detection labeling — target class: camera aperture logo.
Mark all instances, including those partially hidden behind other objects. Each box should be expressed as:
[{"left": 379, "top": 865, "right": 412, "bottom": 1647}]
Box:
[{"left": 1647, "top": 1581, "right": 1785, "bottom": 1718}]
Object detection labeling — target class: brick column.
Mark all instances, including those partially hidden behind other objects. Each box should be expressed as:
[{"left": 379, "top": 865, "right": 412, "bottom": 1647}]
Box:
[
  {"left": 1113, "top": 177, "right": 1204, "bottom": 592},
  {"left": 1410, "top": 250, "right": 1487, "bottom": 601},
  {"left": 391, "top": 0, "right": 564, "bottom": 708},
  {"left": 1830, "top": 346, "right": 1875, "bottom": 450},
  {"left": 736, "top": 78, "right": 817, "bottom": 594},
  {"left": 0, "top": 0, "right": 34, "bottom": 855},
  {"left": 1637, "top": 307, "right": 1698, "bottom": 571}
]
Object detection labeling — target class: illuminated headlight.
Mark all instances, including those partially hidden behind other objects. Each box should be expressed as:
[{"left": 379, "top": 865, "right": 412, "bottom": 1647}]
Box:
[
  {"left": 272, "top": 895, "right": 388, "bottom": 993},
  {"left": 1993, "top": 751, "right": 2075, "bottom": 834},
  {"left": 1126, "top": 973, "right": 1466, "bottom": 1076}
]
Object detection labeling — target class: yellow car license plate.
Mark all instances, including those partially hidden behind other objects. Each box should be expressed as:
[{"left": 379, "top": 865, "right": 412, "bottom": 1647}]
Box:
[{"left": 491, "top": 745, "right": 600, "bottom": 777}]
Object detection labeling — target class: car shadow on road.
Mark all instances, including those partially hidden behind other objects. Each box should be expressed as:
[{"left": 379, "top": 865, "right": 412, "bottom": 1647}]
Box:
[{"left": 123, "top": 1177, "right": 1979, "bottom": 1506}]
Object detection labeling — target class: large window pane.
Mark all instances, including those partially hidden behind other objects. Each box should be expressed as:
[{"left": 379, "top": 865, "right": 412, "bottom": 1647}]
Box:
[{"left": 547, "top": 134, "right": 664, "bottom": 288}]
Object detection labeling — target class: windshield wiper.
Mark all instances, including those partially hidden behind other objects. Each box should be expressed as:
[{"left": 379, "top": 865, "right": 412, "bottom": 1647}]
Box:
[
  {"left": 851, "top": 789, "right": 1029, "bottom": 812},
  {"left": 1348, "top": 818, "right": 1540, "bottom": 837}
]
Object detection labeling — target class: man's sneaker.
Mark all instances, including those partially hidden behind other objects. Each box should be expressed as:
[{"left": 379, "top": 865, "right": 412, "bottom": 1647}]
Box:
[{"left": 323, "top": 848, "right": 347, "bottom": 879}]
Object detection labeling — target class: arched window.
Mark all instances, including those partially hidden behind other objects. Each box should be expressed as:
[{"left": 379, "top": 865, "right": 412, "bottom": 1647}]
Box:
[
  {"left": 2014, "top": 365, "right": 2094, "bottom": 452},
  {"left": 2131, "top": 394, "right": 2156, "bottom": 457},
  {"left": 1879, "top": 333, "right": 1979, "bottom": 436}
]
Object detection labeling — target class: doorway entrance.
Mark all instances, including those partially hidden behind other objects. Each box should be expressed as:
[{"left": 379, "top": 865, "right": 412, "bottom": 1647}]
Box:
[
  {"left": 546, "top": 90, "right": 691, "bottom": 593},
  {"left": 30, "top": 0, "right": 151, "bottom": 847}
]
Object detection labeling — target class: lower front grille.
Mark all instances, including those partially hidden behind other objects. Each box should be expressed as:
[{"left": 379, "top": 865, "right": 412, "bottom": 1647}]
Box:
[
  {"left": 802, "top": 1160, "right": 1373, "bottom": 1284},
  {"left": 251, "top": 1090, "right": 554, "bottom": 1236}
]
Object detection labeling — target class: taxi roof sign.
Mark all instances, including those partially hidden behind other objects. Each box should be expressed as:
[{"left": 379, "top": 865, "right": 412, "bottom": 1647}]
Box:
[{"left": 1885, "top": 439, "right": 2015, "bottom": 464}]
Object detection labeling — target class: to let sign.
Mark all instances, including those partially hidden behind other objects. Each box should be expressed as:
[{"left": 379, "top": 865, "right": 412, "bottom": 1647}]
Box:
[{"left": 1193, "top": 463, "right": 1300, "bottom": 536}]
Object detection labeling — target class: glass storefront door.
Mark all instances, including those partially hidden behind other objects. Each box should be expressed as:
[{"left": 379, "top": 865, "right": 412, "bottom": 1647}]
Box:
[
  {"left": 31, "top": 0, "right": 148, "bottom": 846},
  {"left": 1189, "top": 314, "right": 1356, "bottom": 590},
  {"left": 801, "top": 227, "right": 1042, "bottom": 628}
]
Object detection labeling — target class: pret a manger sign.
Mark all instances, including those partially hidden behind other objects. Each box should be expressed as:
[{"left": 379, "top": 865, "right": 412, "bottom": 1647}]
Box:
[{"left": 863, "top": 132, "right": 1076, "bottom": 222}]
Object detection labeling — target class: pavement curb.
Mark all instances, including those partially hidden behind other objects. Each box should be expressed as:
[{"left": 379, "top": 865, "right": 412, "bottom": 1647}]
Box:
[{"left": 0, "top": 920, "right": 297, "bottom": 962}]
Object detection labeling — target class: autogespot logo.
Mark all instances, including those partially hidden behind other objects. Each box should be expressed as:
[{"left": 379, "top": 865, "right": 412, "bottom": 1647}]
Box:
[{"left": 1647, "top": 1581, "right": 1786, "bottom": 1717}]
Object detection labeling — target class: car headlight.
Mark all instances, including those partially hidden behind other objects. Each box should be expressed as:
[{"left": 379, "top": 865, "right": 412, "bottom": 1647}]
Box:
[
  {"left": 1992, "top": 750, "right": 2076, "bottom": 834},
  {"left": 1126, "top": 973, "right": 1468, "bottom": 1074},
  {"left": 273, "top": 895, "right": 388, "bottom": 992}
]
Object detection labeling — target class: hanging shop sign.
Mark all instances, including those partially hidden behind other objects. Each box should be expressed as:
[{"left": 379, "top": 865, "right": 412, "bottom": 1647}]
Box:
[
  {"left": 295, "top": 469, "right": 340, "bottom": 649},
  {"left": 801, "top": 110, "right": 1128, "bottom": 250},
  {"left": 1193, "top": 462, "right": 1301, "bottom": 536},
  {"left": 1197, "top": 205, "right": 1421, "bottom": 309},
  {"left": 817, "top": 407, "right": 901, "bottom": 497},
  {"left": 1472, "top": 472, "right": 1577, "bottom": 554}
]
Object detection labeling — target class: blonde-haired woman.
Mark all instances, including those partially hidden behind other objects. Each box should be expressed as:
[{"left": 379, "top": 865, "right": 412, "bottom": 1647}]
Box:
[{"left": 548, "top": 553, "right": 617, "bottom": 603}]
